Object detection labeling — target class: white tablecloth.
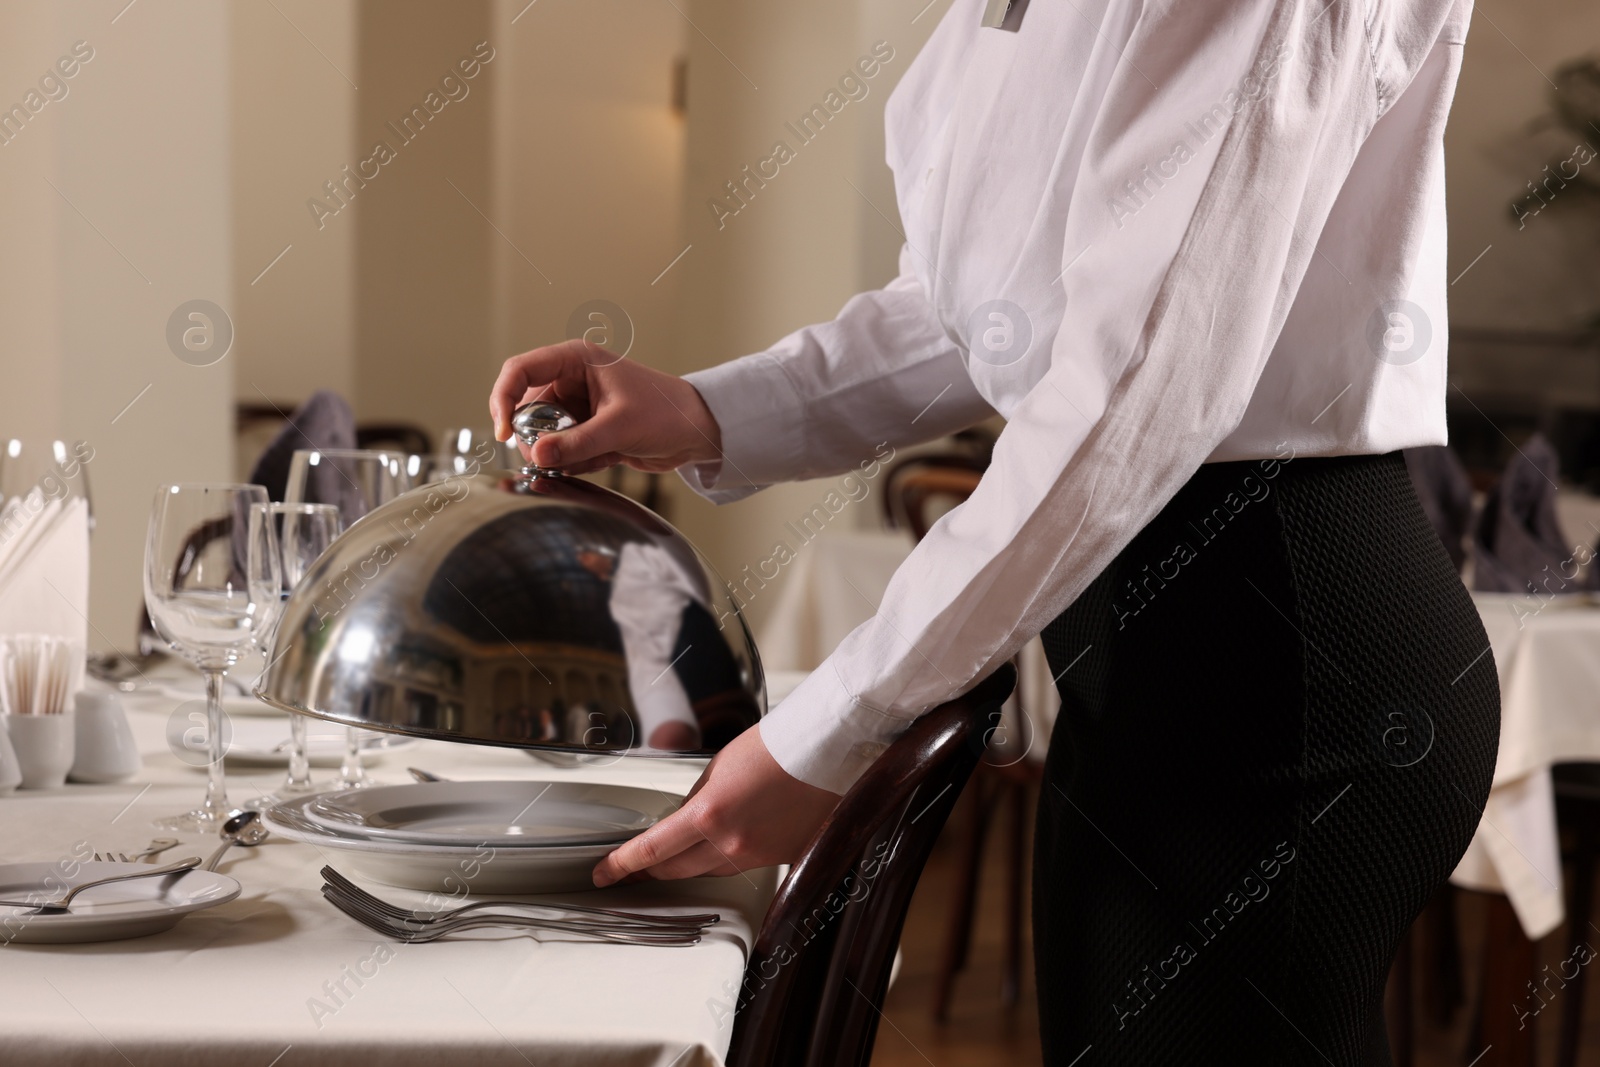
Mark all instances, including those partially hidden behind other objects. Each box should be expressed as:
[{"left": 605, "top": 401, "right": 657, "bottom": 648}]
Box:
[
  {"left": 0, "top": 669, "right": 776, "bottom": 1066},
  {"left": 1450, "top": 594, "right": 1600, "bottom": 938},
  {"left": 759, "top": 529, "right": 1059, "bottom": 763}
]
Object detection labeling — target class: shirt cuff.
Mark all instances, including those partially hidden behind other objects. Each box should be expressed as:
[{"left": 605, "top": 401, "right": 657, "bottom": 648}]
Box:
[
  {"left": 679, "top": 356, "right": 807, "bottom": 503},
  {"left": 757, "top": 663, "right": 913, "bottom": 795}
]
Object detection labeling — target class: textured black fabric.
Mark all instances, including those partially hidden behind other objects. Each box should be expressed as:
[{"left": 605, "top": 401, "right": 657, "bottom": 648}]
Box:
[
  {"left": 1033, "top": 451, "right": 1500, "bottom": 1066},
  {"left": 1402, "top": 445, "right": 1473, "bottom": 572}
]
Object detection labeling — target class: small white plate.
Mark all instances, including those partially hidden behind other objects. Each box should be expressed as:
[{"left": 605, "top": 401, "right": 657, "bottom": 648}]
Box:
[
  {"left": 0, "top": 861, "right": 239, "bottom": 944},
  {"left": 263, "top": 794, "right": 657, "bottom": 894},
  {"left": 224, "top": 718, "right": 415, "bottom": 768},
  {"left": 304, "top": 781, "right": 673, "bottom": 847}
]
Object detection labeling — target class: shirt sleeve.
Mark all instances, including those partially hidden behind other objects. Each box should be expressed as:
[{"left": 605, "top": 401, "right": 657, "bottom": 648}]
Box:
[
  {"left": 751, "top": 0, "right": 1468, "bottom": 794},
  {"left": 679, "top": 244, "right": 996, "bottom": 503}
]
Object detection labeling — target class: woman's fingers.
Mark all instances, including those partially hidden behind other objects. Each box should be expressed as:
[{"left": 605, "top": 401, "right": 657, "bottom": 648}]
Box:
[
  {"left": 489, "top": 345, "right": 722, "bottom": 474},
  {"left": 548, "top": 452, "right": 629, "bottom": 477},
  {"left": 532, "top": 419, "right": 612, "bottom": 470},
  {"left": 592, "top": 806, "right": 709, "bottom": 887},
  {"left": 489, "top": 340, "right": 598, "bottom": 440},
  {"left": 589, "top": 729, "right": 839, "bottom": 888},
  {"left": 628, "top": 840, "right": 729, "bottom": 882}
]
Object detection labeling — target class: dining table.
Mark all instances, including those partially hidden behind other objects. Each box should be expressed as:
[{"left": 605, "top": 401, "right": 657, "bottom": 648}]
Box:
[
  {"left": 1452, "top": 592, "right": 1600, "bottom": 940},
  {"left": 0, "top": 661, "right": 792, "bottom": 1067},
  {"left": 759, "top": 526, "right": 1060, "bottom": 762}
]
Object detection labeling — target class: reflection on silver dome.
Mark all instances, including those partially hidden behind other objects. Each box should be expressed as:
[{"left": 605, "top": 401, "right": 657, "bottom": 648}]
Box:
[{"left": 255, "top": 411, "right": 764, "bottom": 759}]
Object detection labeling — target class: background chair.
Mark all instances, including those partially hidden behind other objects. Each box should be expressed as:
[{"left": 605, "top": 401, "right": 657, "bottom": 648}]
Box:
[
  {"left": 355, "top": 423, "right": 433, "bottom": 457},
  {"left": 727, "top": 665, "right": 1016, "bottom": 1067},
  {"left": 1552, "top": 762, "right": 1600, "bottom": 1067},
  {"left": 882, "top": 459, "right": 1042, "bottom": 1020}
]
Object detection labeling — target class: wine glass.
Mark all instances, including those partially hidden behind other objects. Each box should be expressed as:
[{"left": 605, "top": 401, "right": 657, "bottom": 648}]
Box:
[
  {"left": 246, "top": 502, "right": 343, "bottom": 808},
  {"left": 284, "top": 449, "right": 414, "bottom": 788},
  {"left": 0, "top": 438, "right": 94, "bottom": 532},
  {"left": 436, "top": 427, "right": 517, "bottom": 476},
  {"left": 144, "top": 484, "right": 280, "bottom": 831}
]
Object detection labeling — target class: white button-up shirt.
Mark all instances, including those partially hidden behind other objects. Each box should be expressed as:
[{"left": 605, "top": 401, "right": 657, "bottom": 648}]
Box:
[{"left": 683, "top": 0, "right": 1473, "bottom": 793}]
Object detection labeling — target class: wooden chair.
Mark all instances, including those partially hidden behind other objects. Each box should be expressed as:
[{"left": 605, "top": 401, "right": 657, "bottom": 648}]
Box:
[
  {"left": 726, "top": 665, "right": 1016, "bottom": 1067},
  {"left": 1553, "top": 761, "right": 1600, "bottom": 1067},
  {"left": 882, "top": 457, "right": 988, "bottom": 539},
  {"left": 355, "top": 423, "right": 432, "bottom": 457},
  {"left": 884, "top": 460, "right": 1041, "bottom": 1019}
]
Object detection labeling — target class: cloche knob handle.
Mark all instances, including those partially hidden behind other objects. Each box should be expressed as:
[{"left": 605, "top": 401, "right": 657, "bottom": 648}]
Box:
[{"left": 511, "top": 401, "right": 576, "bottom": 477}]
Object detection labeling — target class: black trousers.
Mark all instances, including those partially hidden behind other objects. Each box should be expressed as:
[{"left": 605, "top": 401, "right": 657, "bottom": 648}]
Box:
[{"left": 1033, "top": 452, "right": 1500, "bottom": 1065}]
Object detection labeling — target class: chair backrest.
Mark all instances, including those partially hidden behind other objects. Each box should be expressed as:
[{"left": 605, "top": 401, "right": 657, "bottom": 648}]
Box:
[
  {"left": 726, "top": 664, "right": 1016, "bottom": 1067},
  {"left": 880, "top": 434, "right": 991, "bottom": 536},
  {"left": 355, "top": 423, "right": 433, "bottom": 457},
  {"left": 885, "top": 463, "right": 984, "bottom": 542}
]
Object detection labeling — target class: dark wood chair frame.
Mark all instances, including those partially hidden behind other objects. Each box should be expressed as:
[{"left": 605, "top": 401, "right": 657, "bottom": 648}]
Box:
[{"left": 727, "top": 665, "right": 1017, "bottom": 1067}]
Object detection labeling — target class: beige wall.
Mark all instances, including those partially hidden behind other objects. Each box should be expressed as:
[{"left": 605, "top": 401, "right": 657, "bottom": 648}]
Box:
[
  {"left": 232, "top": 0, "right": 691, "bottom": 442},
  {"left": 490, "top": 0, "right": 689, "bottom": 379},
  {"left": 0, "top": 3, "right": 65, "bottom": 444},
  {"left": 663, "top": 0, "right": 951, "bottom": 628},
  {"left": 1445, "top": 0, "right": 1600, "bottom": 332},
  {"left": 231, "top": 0, "right": 358, "bottom": 407},
  {"left": 0, "top": 0, "right": 235, "bottom": 649},
  {"left": 353, "top": 1, "right": 495, "bottom": 432}
]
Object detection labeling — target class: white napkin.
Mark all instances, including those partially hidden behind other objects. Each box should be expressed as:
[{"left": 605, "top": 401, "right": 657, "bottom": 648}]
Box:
[{"left": 0, "top": 493, "right": 89, "bottom": 650}]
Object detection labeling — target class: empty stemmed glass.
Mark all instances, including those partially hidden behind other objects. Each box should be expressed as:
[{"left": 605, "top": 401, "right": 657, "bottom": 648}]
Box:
[
  {"left": 246, "top": 502, "right": 343, "bottom": 808},
  {"left": 0, "top": 437, "right": 94, "bottom": 531},
  {"left": 284, "top": 449, "right": 415, "bottom": 788},
  {"left": 144, "top": 484, "right": 280, "bottom": 831}
]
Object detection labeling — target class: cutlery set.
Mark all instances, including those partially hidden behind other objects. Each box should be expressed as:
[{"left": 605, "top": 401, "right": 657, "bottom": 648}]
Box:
[
  {"left": 11, "top": 809, "right": 716, "bottom": 949},
  {"left": 319, "top": 866, "right": 718, "bottom": 946}
]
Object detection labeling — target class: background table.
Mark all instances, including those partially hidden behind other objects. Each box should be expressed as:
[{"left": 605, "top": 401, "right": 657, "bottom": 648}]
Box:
[
  {"left": 760, "top": 528, "right": 1059, "bottom": 760},
  {"left": 0, "top": 666, "right": 776, "bottom": 1067},
  {"left": 1451, "top": 594, "right": 1600, "bottom": 938}
]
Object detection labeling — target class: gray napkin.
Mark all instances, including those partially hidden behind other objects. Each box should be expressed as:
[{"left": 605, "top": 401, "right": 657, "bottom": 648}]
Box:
[
  {"left": 248, "top": 391, "right": 357, "bottom": 503},
  {"left": 1403, "top": 445, "right": 1473, "bottom": 572},
  {"left": 1472, "top": 434, "right": 1571, "bottom": 594}
]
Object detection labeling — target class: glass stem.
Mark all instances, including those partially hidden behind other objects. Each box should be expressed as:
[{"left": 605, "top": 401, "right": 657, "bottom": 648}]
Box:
[
  {"left": 202, "top": 668, "right": 230, "bottom": 821},
  {"left": 341, "top": 727, "right": 364, "bottom": 786},
  {"left": 285, "top": 714, "right": 312, "bottom": 792}
]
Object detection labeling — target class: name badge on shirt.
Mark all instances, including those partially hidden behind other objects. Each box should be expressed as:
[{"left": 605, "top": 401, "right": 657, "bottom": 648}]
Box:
[{"left": 980, "top": 0, "right": 1029, "bottom": 31}]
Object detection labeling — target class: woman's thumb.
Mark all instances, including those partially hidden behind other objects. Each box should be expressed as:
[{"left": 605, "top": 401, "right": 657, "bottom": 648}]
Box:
[{"left": 533, "top": 419, "right": 606, "bottom": 469}]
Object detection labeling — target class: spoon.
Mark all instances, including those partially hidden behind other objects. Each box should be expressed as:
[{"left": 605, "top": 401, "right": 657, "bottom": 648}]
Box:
[
  {"left": 0, "top": 858, "right": 203, "bottom": 913},
  {"left": 407, "top": 767, "right": 446, "bottom": 783},
  {"left": 203, "top": 810, "right": 269, "bottom": 872}
]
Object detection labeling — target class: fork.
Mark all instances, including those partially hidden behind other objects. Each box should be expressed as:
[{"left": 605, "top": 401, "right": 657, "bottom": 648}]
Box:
[
  {"left": 320, "top": 866, "right": 719, "bottom": 930},
  {"left": 319, "top": 877, "right": 711, "bottom": 938},
  {"left": 0, "top": 858, "right": 202, "bottom": 913},
  {"left": 93, "top": 839, "right": 180, "bottom": 864},
  {"left": 320, "top": 885, "right": 703, "bottom": 945}
]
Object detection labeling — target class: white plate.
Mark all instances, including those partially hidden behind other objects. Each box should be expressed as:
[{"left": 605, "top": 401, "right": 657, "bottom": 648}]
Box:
[
  {"left": 305, "top": 781, "right": 674, "bottom": 847},
  {"left": 263, "top": 794, "right": 657, "bottom": 894},
  {"left": 224, "top": 718, "right": 415, "bottom": 768},
  {"left": 0, "top": 861, "right": 239, "bottom": 944}
]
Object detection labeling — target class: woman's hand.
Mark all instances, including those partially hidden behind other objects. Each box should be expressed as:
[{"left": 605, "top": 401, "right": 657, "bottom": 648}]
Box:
[
  {"left": 490, "top": 340, "right": 723, "bottom": 476},
  {"left": 592, "top": 726, "right": 841, "bottom": 885}
]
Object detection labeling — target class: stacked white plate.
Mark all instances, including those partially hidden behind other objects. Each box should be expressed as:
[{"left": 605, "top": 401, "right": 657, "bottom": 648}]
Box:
[{"left": 262, "top": 781, "right": 679, "bottom": 894}]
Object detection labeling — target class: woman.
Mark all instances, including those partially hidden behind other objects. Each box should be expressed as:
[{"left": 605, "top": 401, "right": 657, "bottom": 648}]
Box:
[{"left": 490, "top": 0, "right": 1497, "bottom": 1061}]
